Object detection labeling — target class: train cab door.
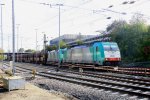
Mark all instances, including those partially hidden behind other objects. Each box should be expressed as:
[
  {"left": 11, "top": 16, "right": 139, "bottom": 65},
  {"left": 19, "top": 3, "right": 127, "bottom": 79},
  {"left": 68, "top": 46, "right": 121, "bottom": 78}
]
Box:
[
  {"left": 96, "top": 46, "right": 101, "bottom": 64},
  {"left": 93, "top": 45, "right": 101, "bottom": 65}
]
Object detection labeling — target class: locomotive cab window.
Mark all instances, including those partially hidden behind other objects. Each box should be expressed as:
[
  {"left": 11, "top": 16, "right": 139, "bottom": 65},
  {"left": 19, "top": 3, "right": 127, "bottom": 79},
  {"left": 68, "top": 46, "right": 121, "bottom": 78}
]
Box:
[
  {"left": 104, "top": 45, "right": 110, "bottom": 51},
  {"left": 103, "top": 44, "right": 119, "bottom": 51},
  {"left": 110, "top": 45, "right": 119, "bottom": 51}
]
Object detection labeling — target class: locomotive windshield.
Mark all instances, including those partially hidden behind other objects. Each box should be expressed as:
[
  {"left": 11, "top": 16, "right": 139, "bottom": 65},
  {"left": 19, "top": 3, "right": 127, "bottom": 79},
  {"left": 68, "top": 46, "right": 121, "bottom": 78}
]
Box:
[{"left": 103, "top": 45, "right": 119, "bottom": 51}]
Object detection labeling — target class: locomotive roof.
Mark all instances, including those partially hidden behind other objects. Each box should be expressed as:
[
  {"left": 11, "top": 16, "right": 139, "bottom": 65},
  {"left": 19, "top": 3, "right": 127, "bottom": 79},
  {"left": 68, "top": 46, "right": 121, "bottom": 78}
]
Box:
[{"left": 71, "top": 45, "right": 87, "bottom": 49}]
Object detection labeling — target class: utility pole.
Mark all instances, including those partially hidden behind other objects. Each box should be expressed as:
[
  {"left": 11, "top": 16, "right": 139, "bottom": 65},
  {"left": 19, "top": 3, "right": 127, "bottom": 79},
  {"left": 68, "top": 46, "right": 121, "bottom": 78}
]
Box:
[
  {"left": 43, "top": 34, "right": 47, "bottom": 64},
  {"left": 35, "top": 29, "right": 38, "bottom": 64},
  {"left": 20, "top": 37, "right": 23, "bottom": 62},
  {"left": 12, "top": 0, "right": 16, "bottom": 75},
  {"left": 38, "top": 3, "right": 63, "bottom": 70},
  {"left": 16, "top": 24, "right": 20, "bottom": 62},
  {"left": 56, "top": 4, "right": 63, "bottom": 70},
  {"left": 0, "top": 4, "right": 4, "bottom": 67},
  {"left": 43, "top": 34, "right": 47, "bottom": 52},
  {"left": 8, "top": 36, "right": 10, "bottom": 53}
]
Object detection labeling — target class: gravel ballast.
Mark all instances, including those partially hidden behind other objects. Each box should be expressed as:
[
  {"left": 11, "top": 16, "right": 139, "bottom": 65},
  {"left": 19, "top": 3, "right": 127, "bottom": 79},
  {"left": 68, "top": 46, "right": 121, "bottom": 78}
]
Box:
[
  {"left": 29, "top": 76, "right": 140, "bottom": 100},
  {"left": 11, "top": 62, "right": 149, "bottom": 100}
]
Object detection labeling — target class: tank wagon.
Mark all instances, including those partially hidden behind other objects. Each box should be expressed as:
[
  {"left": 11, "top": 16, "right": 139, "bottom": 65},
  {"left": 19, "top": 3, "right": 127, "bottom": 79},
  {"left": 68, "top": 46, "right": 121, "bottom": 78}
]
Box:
[{"left": 47, "top": 42, "right": 121, "bottom": 66}]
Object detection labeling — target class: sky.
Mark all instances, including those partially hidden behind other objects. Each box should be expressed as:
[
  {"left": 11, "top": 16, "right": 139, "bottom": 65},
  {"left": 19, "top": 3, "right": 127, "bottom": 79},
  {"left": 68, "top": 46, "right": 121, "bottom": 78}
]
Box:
[{"left": 1, "top": 0, "right": 150, "bottom": 52}]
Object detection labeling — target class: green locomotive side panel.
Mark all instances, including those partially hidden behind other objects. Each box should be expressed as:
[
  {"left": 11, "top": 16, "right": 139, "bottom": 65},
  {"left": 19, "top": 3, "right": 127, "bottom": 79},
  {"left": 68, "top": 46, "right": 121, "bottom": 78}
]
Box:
[
  {"left": 63, "top": 49, "right": 67, "bottom": 61},
  {"left": 58, "top": 49, "right": 66, "bottom": 62},
  {"left": 89, "top": 46, "right": 94, "bottom": 61},
  {"left": 93, "top": 42, "right": 105, "bottom": 65}
]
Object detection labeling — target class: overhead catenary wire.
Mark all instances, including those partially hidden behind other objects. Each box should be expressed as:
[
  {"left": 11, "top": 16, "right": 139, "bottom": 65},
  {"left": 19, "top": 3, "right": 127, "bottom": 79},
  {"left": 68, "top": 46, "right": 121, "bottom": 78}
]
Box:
[
  {"left": 121, "top": 0, "right": 150, "bottom": 11},
  {"left": 66, "top": 17, "right": 111, "bottom": 33},
  {"left": 15, "top": 0, "right": 150, "bottom": 33},
  {"left": 35, "top": 4, "right": 106, "bottom": 29},
  {"left": 35, "top": 6, "right": 125, "bottom": 31},
  {"left": 36, "top": 3, "right": 122, "bottom": 34},
  {"left": 64, "top": 4, "right": 126, "bottom": 15},
  {"left": 2, "top": 0, "right": 150, "bottom": 52},
  {"left": 10, "top": 0, "right": 150, "bottom": 29},
  {"left": 38, "top": 11, "right": 108, "bottom": 31},
  {"left": 18, "top": 0, "right": 66, "bottom": 10},
  {"left": 33, "top": 2, "right": 129, "bottom": 38},
  {"left": 18, "top": 0, "right": 127, "bottom": 29}
]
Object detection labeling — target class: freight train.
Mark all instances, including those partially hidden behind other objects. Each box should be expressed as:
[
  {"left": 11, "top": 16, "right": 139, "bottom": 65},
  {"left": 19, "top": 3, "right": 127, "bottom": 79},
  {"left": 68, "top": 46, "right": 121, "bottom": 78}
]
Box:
[{"left": 13, "top": 42, "right": 121, "bottom": 66}]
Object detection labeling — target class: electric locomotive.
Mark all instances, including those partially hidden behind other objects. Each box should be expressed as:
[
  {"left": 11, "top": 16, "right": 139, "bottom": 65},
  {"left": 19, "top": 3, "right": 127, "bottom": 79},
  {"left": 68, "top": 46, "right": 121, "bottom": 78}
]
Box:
[{"left": 47, "top": 42, "right": 121, "bottom": 66}]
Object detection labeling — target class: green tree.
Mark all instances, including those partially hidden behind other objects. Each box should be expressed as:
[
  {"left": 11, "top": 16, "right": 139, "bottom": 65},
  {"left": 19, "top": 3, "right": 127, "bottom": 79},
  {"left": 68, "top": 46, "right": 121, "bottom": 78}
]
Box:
[
  {"left": 46, "top": 45, "right": 57, "bottom": 51},
  {"left": 59, "top": 40, "right": 67, "bottom": 49},
  {"left": 25, "top": 49, "right": 35, "bottom": 53},
  {"left": 109, "top": 15, "right": 150, "bottom": 62},
  {"left": 0, "top": 48, "right": 4, "bottom": 60},
  {"left": 76, "top": 39, "right": 83, "bottom": 45},
  {"left": 130, "top": 13, "right": 146, "bottom": 24},
  {"left": 140, "top": 26, "right": 150, "bottom": 61},
  {"left": 107, "top": 20, "right": 127, "bottom": 32},
  {"left": 18, "top": 48, "right": 24, "bottom": 53}
]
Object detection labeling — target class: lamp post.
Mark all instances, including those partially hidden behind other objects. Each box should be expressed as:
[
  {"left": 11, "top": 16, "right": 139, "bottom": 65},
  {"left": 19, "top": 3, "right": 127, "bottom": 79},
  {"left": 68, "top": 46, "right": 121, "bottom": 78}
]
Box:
[{"left": 12, "top": 0, "right": 16, "bottom": 75}]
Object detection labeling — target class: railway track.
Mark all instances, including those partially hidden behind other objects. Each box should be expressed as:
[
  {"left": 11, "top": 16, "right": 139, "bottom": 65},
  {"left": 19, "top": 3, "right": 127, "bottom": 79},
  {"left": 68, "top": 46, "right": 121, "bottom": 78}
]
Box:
[
  {"left": 11, "top": 62, "right": 150, "bottom": 86},
  {"left": 50, "top": 62, "right": 150, "bottom": 76},
  {"left": 3, "top": 62, "right": 150, "bottom": 99},
  {"left": 3, "top": 62, "right": 150, "bottom": 83},
  {"left": 5, "top": 60, "right": 150, "bottom": 76},
  {"left": 62, "top": 70, "right": 150, "bottom": 86}
]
